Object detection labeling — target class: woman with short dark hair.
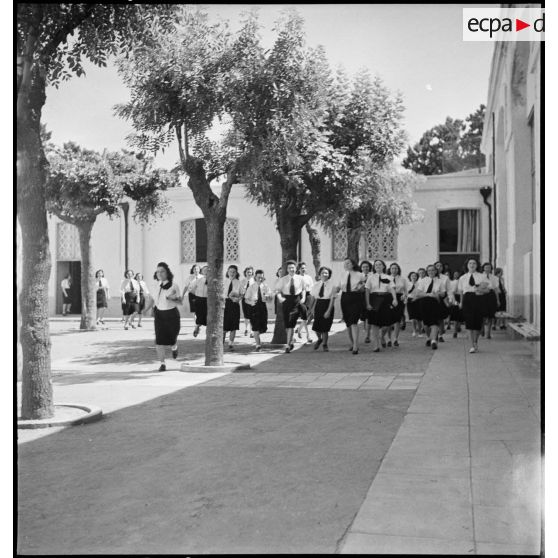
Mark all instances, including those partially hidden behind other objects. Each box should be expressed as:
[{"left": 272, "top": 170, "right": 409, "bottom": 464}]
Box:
[
  {"left": 95, "top": 269, "right": 109, "bottom": 326},
  {"left": 134, "top": 272, "right": 150, "bottom": 328},
  {"left": 188, "top": 265, "right": 208, "bottom": 337},
  {"left": 339, "top": 258, "right": 365, "bottom": 355},
  {"left": 457, "top": 258, "right": 485, "bottom": 353},
  {"left": 182, "top": 264, "right": 202, "bottom": 320},
  {"left": 120, "top": 269, "right": 140, "bottom": 330},
  {"left": 309, "top": 266, "right": 336, "bottom": 352},
  {"left": 223, "top": 265, "right": 241, "bottom": 350}
]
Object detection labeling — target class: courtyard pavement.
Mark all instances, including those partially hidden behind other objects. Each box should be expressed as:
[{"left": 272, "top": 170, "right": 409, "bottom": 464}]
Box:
[{"left": 17, "top": 318, "right": 541, "bottom": 554}]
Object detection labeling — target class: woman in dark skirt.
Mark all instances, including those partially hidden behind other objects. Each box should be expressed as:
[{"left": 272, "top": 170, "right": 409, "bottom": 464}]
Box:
[
  {"left": 494, "top": 267, "right": 507, "bottom": 330},
  {"left": 223, "top": 265, "right": 241, "bottom": 350},
  {"left": 386, "top": 262, "right": 407, "bottom": 347},
  {"left": 309, "top": 266, "right": 336, "bottom": 352},
  {"left": 244, "top": 270, "right": 273, "bottom": 351},
  {"left": 338, "top": 258, "right": 365, "bottom": 355},
  {"left": 479, "top": 262, "right": 500, "bottom": 339},
  {"left": 95, "top": 269, "right": 109, "bottom": 326},
  {"left": 182, "top": 264, "right": 202, "bottom": 317},
  {"left": 188, "top": 265, "right": 208, "bottom": 337},
  {"left": 120, "top": 269, "right": 140, "bottom": 330},
  {"left": 406, "top": 271, "right": 422, "bottom": 337},
  {"left": 365, "top": 259, "right": 397, "bottom": 352},
  {"left": 359, "top": 260, "right": 372, "bottom": 342},
  {"left": 240, "top": 267, "right": 256, "bottom": 338},
  {"left": 416, "top": 264, "right": 446, "bottom": 350},
  {"left": 153, "top": 262, "right": 182, "bottom": 371},
  {"left": 457, "top": 258, "right": 486, "bottom": 353},
  {"left": 275, "top": 260, "right": 306, "bottom": 353}
]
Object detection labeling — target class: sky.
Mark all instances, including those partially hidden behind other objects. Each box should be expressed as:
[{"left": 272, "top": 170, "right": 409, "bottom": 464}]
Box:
[{"left": 42, "top": 3, "right": 497, "bottom": 171}]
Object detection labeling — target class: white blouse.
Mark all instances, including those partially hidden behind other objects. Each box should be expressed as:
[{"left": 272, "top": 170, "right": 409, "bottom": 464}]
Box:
[
  {"left": 244, "top": 282, "right": 272, "bottom": 305},
  {"left": 310, "top": 280, "right": 337, "bottom": 300},
  {"left": 239, "top": 277, "right": 255, "bottom": 295},
  {"left": 406, "top": 279, "right": 420, "bottom": 299},
  {"left": 390, "top": 275, "right": 407, "bottom": 294},
  {"left": 224, "top": 278, "right": 241, "bottom": 298},
  {"left": 457, "top": 272, "right": 485, "bottom": 294},
  {"left": 95, "top": 277, "right": 109, "bottom": 290},
  {"left": 154, "top": 281, "right": 182, "bottom": 310},
  {"left": 338, "top": 271, "right": 365, "bottom": 293},
  {"left": 481, "top": 273, "right": 500, "bottom": 291},
  {"left": 365, "top": 273, "right": 394, "bottom": 293},
  {"left": 275, "top": 274, "right": 305, "bottom": 296},
  {"left": 137, "top": 280, "right": 149, "bottom": 295},
  {"left": 300, "top": 273, "right": 314, "bottom": 293},
  {"left": 417, "top": 276, "right": 446, "bottom": 296},
  {"left": 120, "top": 278, "right": 140, "bottom": 301},
  {"left": 188, "top": 276, "right": 208, "bottom": 298}
]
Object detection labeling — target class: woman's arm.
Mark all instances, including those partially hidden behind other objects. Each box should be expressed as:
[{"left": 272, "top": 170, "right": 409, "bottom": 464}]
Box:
[{"left": 365, "top": 287, "right": 372, "bottom": 311}]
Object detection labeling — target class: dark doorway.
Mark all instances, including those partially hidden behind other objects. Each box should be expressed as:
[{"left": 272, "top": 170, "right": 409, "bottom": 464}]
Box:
[{"left": 56, "top": 261, "right": 82, "bottom": 315}]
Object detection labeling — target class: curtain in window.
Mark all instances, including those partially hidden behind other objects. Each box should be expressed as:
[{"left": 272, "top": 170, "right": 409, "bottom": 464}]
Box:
[{"left": 457, "top": 209, "right": 479, "bottom": 253}]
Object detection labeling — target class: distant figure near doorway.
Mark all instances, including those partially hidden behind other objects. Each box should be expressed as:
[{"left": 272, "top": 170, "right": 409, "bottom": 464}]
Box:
[{"left": 61, "top": 274, "right": 72, "bottom": 315}]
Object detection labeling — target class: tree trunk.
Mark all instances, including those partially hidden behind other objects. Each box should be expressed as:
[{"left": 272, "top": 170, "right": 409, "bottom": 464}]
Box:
[
  {"left": 17, "top": 70, "right": 54, "bottom": 419},
  {"left": 305, "top": 222, "right": 322, "bottom": 280},
  {"left": 346, "top": 213, "right": 362, "bottom": 262},
  {"left": 205, "top": 215, "right": 226, "bottom": 366},
  {"left": 77, "top": 220, "right": 97, "bottom": 330},
  {"left": 271, "top": 209, "right": 301, "bottom": 345}
]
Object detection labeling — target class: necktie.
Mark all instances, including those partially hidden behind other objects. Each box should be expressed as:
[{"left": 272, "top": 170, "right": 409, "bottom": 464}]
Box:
[
  {"left": 98, "top": 280, "right": 102, "bottom": 288},
  {"left": 140, "top": 283, "right": 143, "bottom": 294},
  {"left": 205, "top": 278, "right": 208, "bottom": 285},
  {"left": 469, "top": 274, "right": 475, "bottom": 287},
  {"left": 228, "top": 281, "right": 233, "bottom": 295},
  {"left": 257, "top": 284, "right": 263, "bottom": 302},
  {"left": 289, "top": 277, "right": 295, "bottom": 295},
  {"left": 409, "top": 283, "right": 415, "bottom": 294},
  {"left": 319, "top": 282, "right": 325, "bottom": 298},
  {"left": 426, "top": 279, "right": 433, "bottom": 293},
  {"left": 346, "top": 273, "right": 352, "bottom": 293}
]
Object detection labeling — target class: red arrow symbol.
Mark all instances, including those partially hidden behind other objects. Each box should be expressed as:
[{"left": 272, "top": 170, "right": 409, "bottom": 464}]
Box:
[{"left": 516, "top": 19, "right": 530, "bottom": 31}]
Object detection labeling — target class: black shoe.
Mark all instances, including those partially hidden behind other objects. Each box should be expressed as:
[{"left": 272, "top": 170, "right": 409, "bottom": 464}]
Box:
[
  {"left": 172, "top": 348, "right": 178, "bottom": 359},
  {"left": 394, "top": 340, "right": 399, "bottom": 347},
  {"left": 372, "top": 348, "right": 380, "bottom": 353},
  {"left": 314, "top": 338, "right": 323, "bottom": 350},
  {"left": 401, "top": 323, "right": 406, "bottom": 330},
  {"left": 431, "top": 341, "right": 438, "bottom": 350},
  {"left": 323, "top": 345, "right": 329, "bottom": 352},
  {"left": 285, "top": 346, "right": 291, "bottom": 353},
  {"left": 158, "top": 364, "right": 166, "bottom": 372},
  {"left": 381, "top": 342, "right": 387, "bottom": 348},
  {"left": 453, "top": 332, "right": 458, "bottom": 338},
  {"left": 438, "top": 336, "right": 445, "bottom": 343},
  {"left": 387, "top": 341, "right": 392, "bottom": 347},
  {"left": 352, "top": 349, "right": 359, "bottom": 355},
  {"left": 255, "top": 345, "right": 261, "bottom": 352},
  {"left": 426, "top": 339, "right": 431, "bottom": 347},
  {"left": 365, "top": 337, "right": 371, "bottom": 343}
]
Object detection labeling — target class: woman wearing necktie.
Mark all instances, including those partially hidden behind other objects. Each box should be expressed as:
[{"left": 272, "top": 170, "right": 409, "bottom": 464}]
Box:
[
  {"left": 457, "top": 258, "right": 486, "bottom": 353},
  {"left": 479, "top": 262, "right": 500, "bottom": 339},
  {"left": 494, "top": 267, "right": 507, "bottom": 330},
  {"left": 244, "top": 269, "right": 273, "bottom": 351},
  {"left": 182, "top": 264, "right": 202, "bottom": 320},
  {"left": 406, "top": 271, "right": 422, "bottom": 337},
  {"left": 153, "top": 262, "right": 182, "bottom": 371},
  {"left": 240, "top": 267, "right": 256, "bottom": 338},
  {"left": 386, "top": 262, "right": 407, "bottom": 347},
  {"left": 338, "top": 258, "right": 366, "bottom": 354},
  {"left": 416, "top": 264, "right": 446, "bottom": 350},
  {"left": 359, "top": 260, "right": 373, "bottom": 342},
  {"left": 275, "top": 260, "right": 306, "bottom": 353},
  {"left": 434, "top": 261, "right": 451, "bottom": 343},
  {"left": 120, "top": 269, "right": 140, "bottom": 330},
  {"left": 365, "top": 259, "right": 397, "bottom": 352},
  {"left": 309, "top": 266, "right": 336, "bottom": 352},
  {"left": 188, "top": 265, "right": 209, "bottom": 337},
  {"left": 223, "top": 265, "right": 242, "bottom": 350},
  {"left": 133, "top": 273, "right": 150, "bottom": 328},
  {"left": 95, "top": 269, "right": 109, "bottom": 326}
]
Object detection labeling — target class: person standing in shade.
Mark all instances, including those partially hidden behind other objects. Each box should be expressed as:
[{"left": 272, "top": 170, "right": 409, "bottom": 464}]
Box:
[
  {"left": 95, "top": 270, "right": 109, "bottom": 326},
  {"left": 275, "top": 260, "right": 306, "bottom": 353},
  {"left": 416, "top": 264, "right": 446, "bottom": 350},
  {"left": 434, "top": 261, "right": 451, "bottom": 343},
  {"left": 239, "top": 267, "right": 256, "bottom": 338},
  {"left": 359, "top": 260, "right": 373, "bottom": 343},
  {"left": 457, "top": 258, "right": 486, "bottom": 353},
  {"left": 386, "top": 262, "right": 407, "bottom": 347},
  {"left": 223, "top": 265, "right": 242, "bottom": 351},
  {"left": 134, "top": 272, "right": 150, "bottom": 328},
  {"left": 309, "top": 266, "right": 336, "bottom": 352},
  {"left": 406, "top": 271, "right": 422, "bottom": 337},
  {"left": 120, "top": 269, "right": 140, "bottom": 330},
  {"left": 153, "top": 262, "right": 182, "bottom": 371},
  {"left": 338, "top": 258, "right": 366, "bottom": 355},
  {"left": 244, "top": 269, "right": 273, "bottom": 351},
  {"left": 494, "top": 267, "right": 507, "bottom": 330},
  {"left": 479, "top": 262, "right": 500, "bottom": 339},
  {"left": 296, "top": 262, "right": 315, "bottom": 344},
  {"left": 182, "top": 264, "right": 202, "bottom": 321},
  {"left": 188, "top": 265, "right": 208, "bottom": 337},
  {"left": 365, "top": 259, "right": 397, "bottom": 352},
  {"left": 61, "top": 273, "right": 72, "bottom": 315}
]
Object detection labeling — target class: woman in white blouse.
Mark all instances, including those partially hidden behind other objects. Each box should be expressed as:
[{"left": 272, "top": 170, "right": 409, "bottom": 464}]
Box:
[
  {"left": 406, "top": 271, "right": 422, "bottom": 337},
  {"left": 120, "top": 269, "right": 140, "bottom": 330},
  {"left": 240, "top": 267, "right": 256, "bottom": 338},
  {"left": 296, "top": 262, "right": 315, "bottom": 345},
  {"left": 457, "top": 258, "right": 487, "bottom": 353},
  {"left": 359, "top": 260, "right": 373, "bottom": 343},
  {"left": 365, "top": 259, "right": 397, "bottom": 352},
  {"left": 339, "top": 258, "right": 366, "bottom": 355},
  {"left": 447, "top": 271, "right": 463, "bottom": 338},
  {"left": 95, "top": 269, "right": 109, "bottom": 326},
  {"left": 244, "top": 269, "right": 274, "bottom": 351},
  {"left": 188, "top": 265, "right": 208, "bottom": 337},
  {"left": 309, "top": 266, "right": 336, "bottom": 352},
  {"left": 182, "top": 264, "right": 202, "bottom": 320},
  {"left": 480, "top": 262, "right": 500, "bottom": 339},
  {"left": 416, "top": 264, "right": 446, "bottom": 350},
  {"left": 434, "top": 261, "right": 452, "bottom": 343},
  {"left": 153, "top": 262, "right": 182, "bottom": 371},
  {"left": 386, "top": 262, "right": 407, "bottom": 347},
  {"left": 134, "top": 272, "right": 150, "bottom": 328},
  {"left": 223, "top": 265, "right": 242, "bottom": 350}
]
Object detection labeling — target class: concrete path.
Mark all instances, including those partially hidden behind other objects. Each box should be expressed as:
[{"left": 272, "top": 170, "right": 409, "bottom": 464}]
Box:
[{"left": 17, "top": 320, "right": 541, "bottom": 554}]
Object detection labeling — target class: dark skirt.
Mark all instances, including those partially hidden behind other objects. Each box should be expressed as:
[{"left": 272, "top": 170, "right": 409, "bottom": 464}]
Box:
[
  {"left": 420, "top": 296, "right": 442, "bottom": 327},
  {"left": 341, "top": 291, "right": 363, "bottom": 326},
  {"left": 299, "top": 294, "right": 314, "bottom": 321},
  {"left": 462, "top": 292, "right": 484, "bottom": 331},
  {"left": 224, "top": 299, "right": 241, "bottom": 332},
  {"left": 360, "top": 292, "right": 368, "bottom": 322},
  {"left": 368, "top": 292, "right": 393, "bottom": 327},
  {"left": 62, "top": 293, "right": 72, "bottom": 304},
  {"left": 123, "top": 291, "right": 139, "bottom": 315},
  {"left": 449, "top": 294, "right": 463, "bottom": 322},
  {"left": 154, "top": 307, "right": 180, "bottom": 346},
  {"left": 480, "top": 291, "right": 498, "bottom": 319},
  {"left": 250, "top": 300, "right": 268, "bottom": 333},
  {"left": 282, "top": 294, "right": 302, "bottom": 329},
  {"left": 188, "top": 292, "right": 197, "bottom": 313},
  {"left": 241, "top": 299, "right": 253, "bottom": 322},
  {"left": 438, "top": 296, "right": 450, "bottom": 321},
  {"left": 195, "top": 296, "right": 208, "bottom": 326},
  {"left": 498, "top": 292, "right": 507, "bottom": 312},
  {"left": 312, "top": 299, "right": 334, "bottom": 333},
  {"left": 96, "top": 288, "right": 107, "bottom": 309},
  {"left": 407, "top": 299, "right": 421, "bottom": 321},
  {"left": 389, "top": 293, "right": 405, "bottom": 324},
  {"left": 138, "top": 293, "right": 146, "bottom": 313}
]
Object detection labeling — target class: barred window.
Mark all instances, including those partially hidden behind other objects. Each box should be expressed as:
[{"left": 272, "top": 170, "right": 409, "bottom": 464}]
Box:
[
  {"left": 365, "top": 225, "right": 398, "bottom": 260},
  {"left": 181, "top": 218, "right": 239, "bottom": 264},
  {"left": 57, "top": 222, "right": 80, "bottom": 261},
  {"left": 331, "top": 226, "right": 348, "bottom": 261}
]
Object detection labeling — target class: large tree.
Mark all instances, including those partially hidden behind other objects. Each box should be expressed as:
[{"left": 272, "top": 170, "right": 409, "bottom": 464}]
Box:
[
  {"left": 115, "top": 7, "right": 266, "bottom": 366},
  {"left": 402, "top": 104, "right": 486, "bottom": 175},
  {"left": 45, "top": 143, "right": 176, "bottom": 330},
  {"left": 17, "top": 3, "right": 177, "bottom": 419}
]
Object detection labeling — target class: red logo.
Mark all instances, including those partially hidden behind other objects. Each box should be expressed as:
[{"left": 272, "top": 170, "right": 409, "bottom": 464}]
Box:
[{"left": 516, "top": 19, "right": 530, "bottom": 31}]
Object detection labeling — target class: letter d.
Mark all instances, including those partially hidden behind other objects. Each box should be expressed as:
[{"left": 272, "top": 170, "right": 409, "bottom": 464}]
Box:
[{"left": 534, "top": 13, "right": 544, "bottom": 32}]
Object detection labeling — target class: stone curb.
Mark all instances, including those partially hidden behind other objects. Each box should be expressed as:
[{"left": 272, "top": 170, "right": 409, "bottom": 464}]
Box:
[
  {"left": 180, "top": 361, "right": 251, "bottom": 374},
  {"left": 17, "top": 404, "right": 103, "bottom": 429}
]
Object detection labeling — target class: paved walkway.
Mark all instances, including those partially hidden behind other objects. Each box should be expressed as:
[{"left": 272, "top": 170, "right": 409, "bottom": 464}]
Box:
[{"left": 17, "top": 319, "right": 541, "bottom": 554}]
